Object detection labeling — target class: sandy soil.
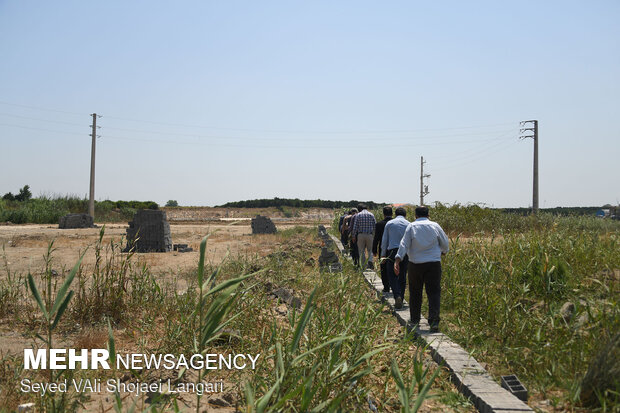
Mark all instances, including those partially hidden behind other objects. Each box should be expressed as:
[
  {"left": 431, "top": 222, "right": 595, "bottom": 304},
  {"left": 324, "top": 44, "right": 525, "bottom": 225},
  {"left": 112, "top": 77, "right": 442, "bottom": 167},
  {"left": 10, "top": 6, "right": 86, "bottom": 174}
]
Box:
[{"left": 0, "top": 221, "right": 320, "bottom": 280}]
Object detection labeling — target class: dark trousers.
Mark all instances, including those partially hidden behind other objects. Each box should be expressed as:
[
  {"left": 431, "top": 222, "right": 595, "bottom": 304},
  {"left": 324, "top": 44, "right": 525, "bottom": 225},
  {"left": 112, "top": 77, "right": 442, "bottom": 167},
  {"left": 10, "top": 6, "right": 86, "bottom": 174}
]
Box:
[
  {"left": 386, "top": 249, "right": 407, "bottom": 299},
  {"left": 350, "top": 240, "right": 359, "bottom": 265},
  {"left": 408, "top": 261, "right": 442, "bottom": 327},
  {"left": 380, "top": 259, "right": 389, "bottom": 291}
]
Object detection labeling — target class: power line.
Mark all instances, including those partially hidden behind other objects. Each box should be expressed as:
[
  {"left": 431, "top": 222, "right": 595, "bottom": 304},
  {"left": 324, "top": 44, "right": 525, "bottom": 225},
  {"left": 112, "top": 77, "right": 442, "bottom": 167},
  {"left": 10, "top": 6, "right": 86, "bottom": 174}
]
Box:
[
  {"left": 431, "top": 139, "right": 520, "bottom": 172},
  {"left": 0, "top": 101, "right": 87, "bottom": 117},
  {"left": 0, "top": 123, "right": 86, "bottom": 136},
  {"left": 0, "top": 99, "right": 518, "bottom": 135},
  {"left": 0, "top": 120, "right": 516, "bottom": 148},
  {"left": 0, "top": 112, "right": 86, "bottom": 127},
  {"left": 99, "top": 126, "right": 515, "bottom": 143},
  {"left": 100, "top": 132, "right": 517, "bottom": 149},
  {"left": 103, "top": 114, "right": 518, "bottom": 135}
]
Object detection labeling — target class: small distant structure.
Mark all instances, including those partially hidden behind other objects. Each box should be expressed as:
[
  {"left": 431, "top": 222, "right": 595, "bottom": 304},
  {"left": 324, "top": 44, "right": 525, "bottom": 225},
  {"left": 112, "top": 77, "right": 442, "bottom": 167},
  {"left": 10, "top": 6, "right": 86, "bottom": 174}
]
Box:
[
  {"left": 596, "top": 205, "right": 619, "bottom": 220},
  {"left": 596, "top": 209, "right": 610, "bottom": 218},
  {"left": 124, "top": 210, "right": 172, "bottom": 252},
  {"left": 59, "top": 213, "right": 95, "bottom": 229},
  {"left": 251, "top": 215, "right": 277, "bottom": 234}
]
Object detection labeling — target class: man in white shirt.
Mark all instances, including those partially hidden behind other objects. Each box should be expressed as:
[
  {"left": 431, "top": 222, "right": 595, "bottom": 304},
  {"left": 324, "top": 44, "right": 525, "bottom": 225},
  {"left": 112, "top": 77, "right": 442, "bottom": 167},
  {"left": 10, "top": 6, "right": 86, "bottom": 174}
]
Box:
[{"left": 394, "top": 206, "right": 449, "bottom": 332}]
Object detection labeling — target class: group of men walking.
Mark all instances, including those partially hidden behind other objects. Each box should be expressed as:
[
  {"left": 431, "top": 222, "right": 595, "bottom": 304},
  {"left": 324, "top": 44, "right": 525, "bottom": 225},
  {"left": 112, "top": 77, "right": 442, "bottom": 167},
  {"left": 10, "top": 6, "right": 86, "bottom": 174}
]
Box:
[{"left": 339, "top": 204, "right": 449, "bottom": 332}]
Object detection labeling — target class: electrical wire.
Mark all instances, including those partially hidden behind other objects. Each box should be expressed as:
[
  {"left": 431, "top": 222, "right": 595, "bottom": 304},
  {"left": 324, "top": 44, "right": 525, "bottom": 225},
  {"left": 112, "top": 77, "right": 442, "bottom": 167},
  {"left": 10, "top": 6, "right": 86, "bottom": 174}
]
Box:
[{"left": 0, "top": 99, "right": 518, "bottom": 135}]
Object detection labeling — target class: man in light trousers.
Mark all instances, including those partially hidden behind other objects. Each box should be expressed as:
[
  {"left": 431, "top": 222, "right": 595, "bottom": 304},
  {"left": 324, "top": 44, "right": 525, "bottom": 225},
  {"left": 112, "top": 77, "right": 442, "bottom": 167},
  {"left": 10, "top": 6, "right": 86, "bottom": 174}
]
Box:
[{"left": 351, "top": 204, "right": 376, "bottom": 270}]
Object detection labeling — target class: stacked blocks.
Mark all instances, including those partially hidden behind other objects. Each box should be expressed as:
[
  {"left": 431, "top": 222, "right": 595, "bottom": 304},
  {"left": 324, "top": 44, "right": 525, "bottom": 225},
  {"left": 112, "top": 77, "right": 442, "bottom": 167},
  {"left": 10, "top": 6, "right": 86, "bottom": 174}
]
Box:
[
  {"left": 124, "top": 210, "right": 172, "bottom": 252},
  {"left": 318, "top": 225, "right": 342, "bottom": 273},
  {"left": 251, "top": 215, "right": 277, "bottom": 234},
  {"left": 59, "top": 213, "right": 94, "bottom": 229}
]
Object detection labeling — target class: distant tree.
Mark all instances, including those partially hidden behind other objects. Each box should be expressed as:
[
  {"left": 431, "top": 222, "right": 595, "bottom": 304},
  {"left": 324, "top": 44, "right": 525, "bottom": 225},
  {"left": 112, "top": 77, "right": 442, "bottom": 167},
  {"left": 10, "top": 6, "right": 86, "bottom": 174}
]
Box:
[
  {"left": 2, "top": 192, "right": 15, "bottom": 201},
  {"left": 15, "top": 185, "right": 32, "bottom": 202},
  {"left": 165, "top": 200, "right": 179, "bottom": 207}
]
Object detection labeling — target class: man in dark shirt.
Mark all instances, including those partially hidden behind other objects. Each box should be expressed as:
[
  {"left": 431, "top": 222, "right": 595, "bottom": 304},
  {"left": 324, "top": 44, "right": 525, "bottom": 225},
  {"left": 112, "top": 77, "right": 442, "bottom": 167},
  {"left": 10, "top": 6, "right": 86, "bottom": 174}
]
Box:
[{"left": 373, "top": 206, "right": 393, "bottom": 292}]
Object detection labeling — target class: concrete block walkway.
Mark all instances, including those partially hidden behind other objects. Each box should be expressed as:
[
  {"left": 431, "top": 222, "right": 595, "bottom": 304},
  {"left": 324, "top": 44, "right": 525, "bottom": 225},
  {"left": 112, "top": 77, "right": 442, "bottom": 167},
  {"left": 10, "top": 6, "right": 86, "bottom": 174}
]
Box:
[{"left": 330, "top": 234, "right": 533, "bottom": 413}]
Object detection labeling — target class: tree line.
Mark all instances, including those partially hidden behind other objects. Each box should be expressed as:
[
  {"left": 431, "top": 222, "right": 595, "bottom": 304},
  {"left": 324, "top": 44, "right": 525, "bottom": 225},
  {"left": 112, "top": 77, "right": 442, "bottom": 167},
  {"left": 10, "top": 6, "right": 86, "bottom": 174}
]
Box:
[{"left": 218, "top": 197, "right": 386, "bottom": 210}]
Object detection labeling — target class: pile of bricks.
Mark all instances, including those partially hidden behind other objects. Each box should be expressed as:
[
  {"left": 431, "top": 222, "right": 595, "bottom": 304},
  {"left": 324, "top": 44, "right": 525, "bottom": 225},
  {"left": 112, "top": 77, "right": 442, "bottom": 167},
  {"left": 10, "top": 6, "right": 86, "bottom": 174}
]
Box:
[
  {"left": 124, "top": 210, "right": 172, "bottom": 252},
  {"left": 251, "top": 215, "right": 277, "bottom": 234},
  {"left": 59, "top": 213, "right": 94, "bottom": 229},
  {"left": 317, "top": 225, "right": 342, "bottom": 273}
]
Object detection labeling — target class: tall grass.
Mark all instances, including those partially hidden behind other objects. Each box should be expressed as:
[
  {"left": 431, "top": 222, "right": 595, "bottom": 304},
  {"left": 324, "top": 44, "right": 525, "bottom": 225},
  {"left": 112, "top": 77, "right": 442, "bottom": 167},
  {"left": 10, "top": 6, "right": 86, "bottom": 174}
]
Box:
[
  {"left": 333, "top": 204, "right": 620, "bottom": 236},
  {"left": 441, "top": 228, "right": 619, "bottom": 409},
  {"left": 332, "top": 205, "right": 619, "bottom": 409},
  {"left": 0, "top": 196, "right": 158, "bottom": 224}
]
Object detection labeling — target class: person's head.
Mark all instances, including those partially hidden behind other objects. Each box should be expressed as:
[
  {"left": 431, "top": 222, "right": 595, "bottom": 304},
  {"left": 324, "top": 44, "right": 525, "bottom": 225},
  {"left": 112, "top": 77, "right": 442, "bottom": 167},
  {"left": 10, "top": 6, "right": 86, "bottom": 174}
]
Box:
[
  {"left": 395, "top": 207, "right": 407, "bottom": 217},
  {"left": 350, "top": 208, "right": 358, "bottom": 214},
  {"left": 382, "top": 206, "right": 393, "bottom": 217},
  {"left": 357, "top": 204, "right": 367, "bottom": 211},
  {"left": 415, "top": 206, "right": 429, "bottom": 218}
]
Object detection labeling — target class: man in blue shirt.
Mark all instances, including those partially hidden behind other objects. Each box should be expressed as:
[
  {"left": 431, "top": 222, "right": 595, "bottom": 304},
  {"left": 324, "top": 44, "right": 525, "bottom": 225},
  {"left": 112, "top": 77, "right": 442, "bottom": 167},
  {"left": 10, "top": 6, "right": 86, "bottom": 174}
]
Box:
[
  {"left": 394, "top": 206, "right": 449, "bottom": 332},
  {"left": 380, "top": 207, "right": 410, "bottom": 309}
]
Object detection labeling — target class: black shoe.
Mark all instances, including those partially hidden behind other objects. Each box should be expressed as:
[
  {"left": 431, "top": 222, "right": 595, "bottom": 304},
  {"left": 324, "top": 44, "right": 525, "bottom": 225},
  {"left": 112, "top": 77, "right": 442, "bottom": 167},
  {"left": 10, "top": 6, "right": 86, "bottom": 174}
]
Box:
[
  {"left": 407, "top": 321, "right": 420, "bottom": 333},
  {"left": 382, "top": 288, "right": 390, "bottom": 293},
  {"left": 429, "top": 324, "right": 440, "bottom": 333},
  {"left": 395, "top": 297, "right": 403, "bottom": 309}
]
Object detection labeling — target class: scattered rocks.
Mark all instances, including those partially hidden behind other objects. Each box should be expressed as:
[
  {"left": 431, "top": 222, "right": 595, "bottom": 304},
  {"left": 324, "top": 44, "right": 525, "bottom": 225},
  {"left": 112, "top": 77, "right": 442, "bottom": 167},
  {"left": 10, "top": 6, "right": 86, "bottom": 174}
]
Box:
[
  {"left": 173, "top": 244, "right": 193, "bottom": 253},
  {"left": 251, "top": 215, "right": 277, "bottom": 234},
  {"left": 59, "top": 213, "right": 94, "bottom": 229},
  {"left": 576, "top": 312, "right": 589, "bottom": 327},
  {"left": 560, "top": 301, "right": 575, "bottom": 322},
  {"left": 124, "top": 210, "right": 172, "bottom": 252},
  {"left": 270, "top": 287, "right": 302, "bottom": 309},
  {"left": 209, "top": 396, "right": 231, "bottom": 407}
]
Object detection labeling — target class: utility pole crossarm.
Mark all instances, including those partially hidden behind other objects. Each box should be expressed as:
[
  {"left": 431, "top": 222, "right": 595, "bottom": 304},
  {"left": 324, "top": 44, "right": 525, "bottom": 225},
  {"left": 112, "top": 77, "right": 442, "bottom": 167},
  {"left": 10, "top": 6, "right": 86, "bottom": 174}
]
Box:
[{"left": 419, "top": 156, "right": 430, "bottom": 206}]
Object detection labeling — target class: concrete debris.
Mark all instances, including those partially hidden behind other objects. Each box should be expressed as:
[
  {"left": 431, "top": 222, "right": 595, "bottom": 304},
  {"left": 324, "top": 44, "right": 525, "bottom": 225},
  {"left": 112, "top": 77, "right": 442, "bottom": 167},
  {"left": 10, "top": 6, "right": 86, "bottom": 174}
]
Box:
[
  {"left": 173, "top": 244, "right": 193, "bottom": 253},
  {"left": 59, "top": 213, "right": 94, "bottom": 229},
  {"left": 124, "top": 210, "right": 172, "bottom": 252},
  {"left": 251, "top": 215, "right": 277, "bottom": 234}
]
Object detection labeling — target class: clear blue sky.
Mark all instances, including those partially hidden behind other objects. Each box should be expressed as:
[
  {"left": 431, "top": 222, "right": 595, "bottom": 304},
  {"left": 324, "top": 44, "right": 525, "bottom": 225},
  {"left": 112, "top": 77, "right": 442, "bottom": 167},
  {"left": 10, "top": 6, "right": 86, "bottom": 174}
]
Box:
[{"left": 1, "top": 1, "right": 618, "bottom": 207}]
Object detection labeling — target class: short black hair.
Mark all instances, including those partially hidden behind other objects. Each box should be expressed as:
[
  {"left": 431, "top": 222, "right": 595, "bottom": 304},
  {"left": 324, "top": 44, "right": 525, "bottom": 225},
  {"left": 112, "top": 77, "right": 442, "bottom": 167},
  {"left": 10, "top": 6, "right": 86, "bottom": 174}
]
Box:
[
  {"left": 357, "top": 204, "right": 367, "bottom": 211},
  {"left": 415, "top": 206, "right": 429, "bottom": 218},
  {"left": 382, "top": 206, "right": 393, "bottom": 216},
  {"left": 395, "top": 207, "right": 407, "bottom": 217}
]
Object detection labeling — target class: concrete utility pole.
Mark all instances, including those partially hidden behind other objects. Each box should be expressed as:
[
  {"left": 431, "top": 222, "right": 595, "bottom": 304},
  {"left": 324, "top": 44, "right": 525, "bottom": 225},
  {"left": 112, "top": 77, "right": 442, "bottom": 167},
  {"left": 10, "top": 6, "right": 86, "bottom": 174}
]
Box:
[
  {"left": 419, "top": 156, "right": 430, "bottom": 205},
  {"left": 520, "top": 120, "right": 539, "bottom": 214},
  {"left": 88, "top": 113, "right": 99, "bottom": 219}
]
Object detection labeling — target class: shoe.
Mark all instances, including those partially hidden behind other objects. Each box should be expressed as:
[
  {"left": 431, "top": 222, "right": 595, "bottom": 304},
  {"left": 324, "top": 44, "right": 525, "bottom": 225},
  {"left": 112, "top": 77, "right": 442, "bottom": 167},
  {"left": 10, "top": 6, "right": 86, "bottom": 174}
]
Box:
[
  {"left": 382, "top": 288, "right": 390, "bottom": 294},
  {"left": 407, "top": 321, "right": 420, "bottom": 334},
  {"left": 366, "top": 262, "right": 374, "bottom": 270},
  {"left": 395, "top": 297, "right": 403, "bottom": 309},
  {"left": 429, "top": 324, "right": 439, "bottom": 333}
]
